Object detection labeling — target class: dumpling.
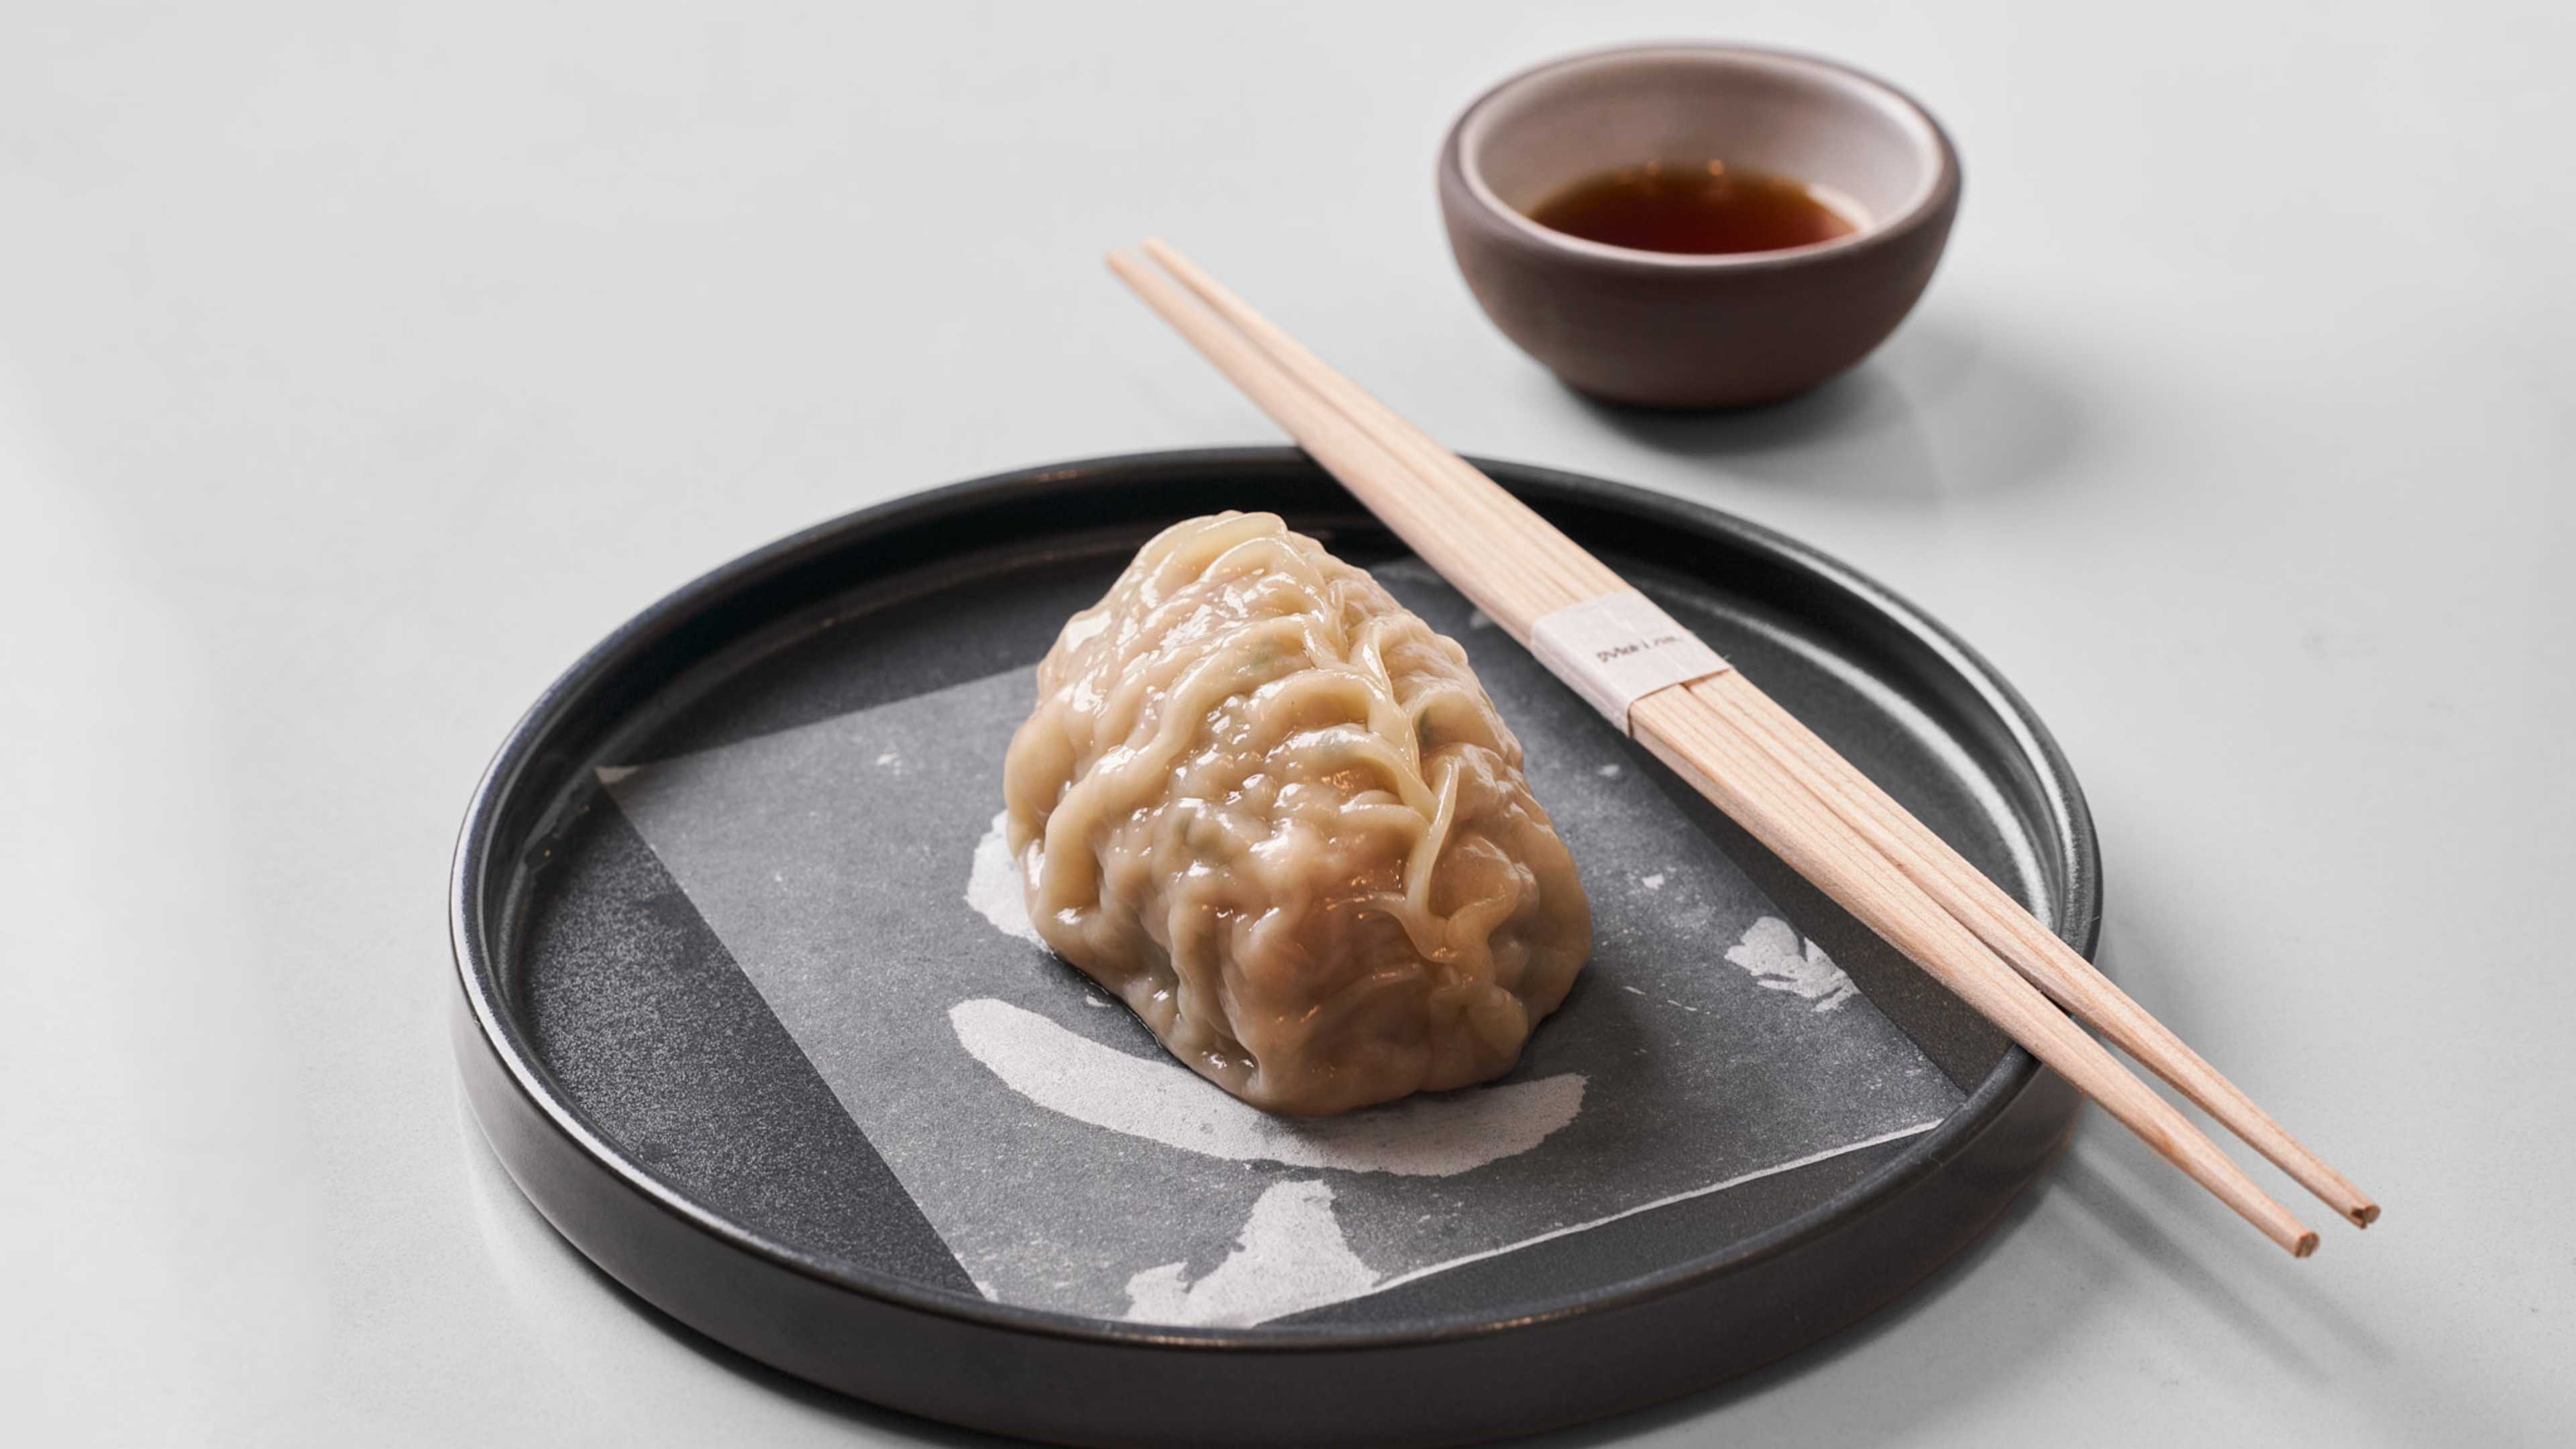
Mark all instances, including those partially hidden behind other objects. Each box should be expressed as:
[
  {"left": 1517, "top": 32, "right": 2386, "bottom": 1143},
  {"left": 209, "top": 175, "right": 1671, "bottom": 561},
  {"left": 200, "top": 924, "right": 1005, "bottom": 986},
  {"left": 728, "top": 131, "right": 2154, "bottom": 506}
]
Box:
[{"left": 1003, "top": 512, "right": 1591, "bottom": 1116}]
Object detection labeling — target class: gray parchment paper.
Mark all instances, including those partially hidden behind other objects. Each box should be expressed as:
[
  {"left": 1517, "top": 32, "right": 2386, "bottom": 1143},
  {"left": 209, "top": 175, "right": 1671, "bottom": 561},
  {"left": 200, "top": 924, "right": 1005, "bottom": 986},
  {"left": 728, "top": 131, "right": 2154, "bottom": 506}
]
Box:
[{"left": 604, "top": 565, "right": 1962, "bottom": 1327}]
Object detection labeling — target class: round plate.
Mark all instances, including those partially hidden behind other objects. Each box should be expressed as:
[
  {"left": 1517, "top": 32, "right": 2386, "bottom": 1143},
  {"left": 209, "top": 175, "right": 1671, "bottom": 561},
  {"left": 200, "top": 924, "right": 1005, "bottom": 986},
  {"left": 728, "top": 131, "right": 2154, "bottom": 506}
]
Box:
[{"left": 450, "top": 448, "right": 2098, "bottom": 1447}]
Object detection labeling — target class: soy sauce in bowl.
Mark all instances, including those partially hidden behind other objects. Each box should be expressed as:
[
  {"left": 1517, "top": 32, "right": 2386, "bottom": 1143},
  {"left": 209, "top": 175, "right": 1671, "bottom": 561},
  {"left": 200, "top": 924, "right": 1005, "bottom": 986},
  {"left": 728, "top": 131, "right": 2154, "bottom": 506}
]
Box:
[{"left": 1527, "top": 161, "right": 1860, "bottom": 256}]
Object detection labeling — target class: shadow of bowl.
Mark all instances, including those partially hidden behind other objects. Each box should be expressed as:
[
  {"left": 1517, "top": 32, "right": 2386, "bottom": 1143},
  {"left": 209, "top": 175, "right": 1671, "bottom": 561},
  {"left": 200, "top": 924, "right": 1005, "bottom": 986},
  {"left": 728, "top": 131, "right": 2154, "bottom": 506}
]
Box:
[{"left": 1569, "top": 320, "right": 2086, "bottom": 504}]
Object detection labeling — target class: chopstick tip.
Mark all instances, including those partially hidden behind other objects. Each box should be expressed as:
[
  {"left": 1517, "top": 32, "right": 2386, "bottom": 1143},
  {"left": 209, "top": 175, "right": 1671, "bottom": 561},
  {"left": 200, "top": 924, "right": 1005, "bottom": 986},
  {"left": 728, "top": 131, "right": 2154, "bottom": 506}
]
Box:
[
  {"left": 2349, "top": 1201, "right": 2381, "bottom": 1228},
  {"left": 2292, "top": 1230, "right": 2319, "bottom": 1258}
]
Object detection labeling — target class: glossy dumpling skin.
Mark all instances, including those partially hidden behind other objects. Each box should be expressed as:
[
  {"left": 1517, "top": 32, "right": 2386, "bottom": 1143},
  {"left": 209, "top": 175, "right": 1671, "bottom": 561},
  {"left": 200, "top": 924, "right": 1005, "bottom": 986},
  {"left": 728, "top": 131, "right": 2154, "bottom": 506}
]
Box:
[{"left": 1003, "top": 512, "right": 1591, "bottom": 1116}]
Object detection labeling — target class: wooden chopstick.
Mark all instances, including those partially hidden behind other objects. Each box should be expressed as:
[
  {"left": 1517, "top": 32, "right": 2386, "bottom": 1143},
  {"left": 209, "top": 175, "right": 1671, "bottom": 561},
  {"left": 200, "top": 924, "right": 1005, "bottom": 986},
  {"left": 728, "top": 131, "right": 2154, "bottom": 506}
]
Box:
[
  {"left": 1703, "top": 680, "right": 2380, "bottom": 1228},
  {"left": 1128, "top": 239, "right": 2377, "bottom": 1233},
  {"left": 1110, "top": 241, "right": 2353, "bottom": 1257}
]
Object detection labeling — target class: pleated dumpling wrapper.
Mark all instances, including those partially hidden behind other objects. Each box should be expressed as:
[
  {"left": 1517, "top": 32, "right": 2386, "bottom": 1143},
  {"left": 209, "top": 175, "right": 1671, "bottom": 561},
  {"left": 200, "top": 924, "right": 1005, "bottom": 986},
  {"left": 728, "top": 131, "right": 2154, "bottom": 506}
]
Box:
[{"left": 1004, "top": 512, "right": 1592, "bottom": 1116}]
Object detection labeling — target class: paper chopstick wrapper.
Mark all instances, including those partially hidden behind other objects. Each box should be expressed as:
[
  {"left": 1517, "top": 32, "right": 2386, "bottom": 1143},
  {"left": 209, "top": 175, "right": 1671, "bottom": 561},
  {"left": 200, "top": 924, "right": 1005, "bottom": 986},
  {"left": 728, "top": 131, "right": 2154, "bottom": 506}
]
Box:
[{"left": 1527, "top": 590, "right": 1733, "bottom": 736}]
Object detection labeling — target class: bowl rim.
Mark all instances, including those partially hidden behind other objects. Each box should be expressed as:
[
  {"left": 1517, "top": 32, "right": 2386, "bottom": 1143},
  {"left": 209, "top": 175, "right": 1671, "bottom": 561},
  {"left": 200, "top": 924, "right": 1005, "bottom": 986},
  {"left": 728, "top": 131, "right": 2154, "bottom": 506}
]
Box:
[{"left": 1443, "top": 41, "right": 1962, "bottom": 272}]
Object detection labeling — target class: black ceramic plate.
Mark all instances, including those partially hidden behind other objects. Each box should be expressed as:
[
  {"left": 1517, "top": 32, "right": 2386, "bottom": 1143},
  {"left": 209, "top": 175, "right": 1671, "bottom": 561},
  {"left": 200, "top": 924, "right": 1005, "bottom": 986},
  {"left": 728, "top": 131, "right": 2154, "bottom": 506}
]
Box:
[{"left": 450, "top": 449, "right": 2098, "bottom": 1448}]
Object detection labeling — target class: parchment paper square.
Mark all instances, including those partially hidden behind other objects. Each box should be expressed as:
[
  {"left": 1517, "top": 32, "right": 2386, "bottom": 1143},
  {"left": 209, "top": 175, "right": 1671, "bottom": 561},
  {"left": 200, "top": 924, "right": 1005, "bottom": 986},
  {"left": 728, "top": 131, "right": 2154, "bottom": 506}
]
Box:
[{"left": 603, "top": 566, "right": 1961, "bottom": 1326}]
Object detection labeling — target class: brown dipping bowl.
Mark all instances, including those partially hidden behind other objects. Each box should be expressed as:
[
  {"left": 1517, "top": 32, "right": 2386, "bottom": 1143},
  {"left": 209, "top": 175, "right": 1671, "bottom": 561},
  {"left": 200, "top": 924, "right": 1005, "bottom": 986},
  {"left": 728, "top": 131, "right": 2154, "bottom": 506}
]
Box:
[{"left": 1439, "top": 43, "right": 1961, "bottom": 409}]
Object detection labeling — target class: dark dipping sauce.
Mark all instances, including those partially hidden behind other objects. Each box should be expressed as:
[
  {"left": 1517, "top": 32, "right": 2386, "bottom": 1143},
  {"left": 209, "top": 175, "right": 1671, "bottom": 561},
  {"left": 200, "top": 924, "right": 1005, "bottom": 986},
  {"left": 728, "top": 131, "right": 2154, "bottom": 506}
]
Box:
[{"left": 1526, "top": 162, "right": 1858, "bottom": 256}]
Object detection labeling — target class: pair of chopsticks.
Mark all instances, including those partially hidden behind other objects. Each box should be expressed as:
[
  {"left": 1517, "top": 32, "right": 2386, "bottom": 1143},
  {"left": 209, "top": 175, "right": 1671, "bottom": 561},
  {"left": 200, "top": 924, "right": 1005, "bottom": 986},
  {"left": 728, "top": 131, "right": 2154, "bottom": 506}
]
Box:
[{"left": 1108, "top": 239, "right": 2377, "bottom": 1257}]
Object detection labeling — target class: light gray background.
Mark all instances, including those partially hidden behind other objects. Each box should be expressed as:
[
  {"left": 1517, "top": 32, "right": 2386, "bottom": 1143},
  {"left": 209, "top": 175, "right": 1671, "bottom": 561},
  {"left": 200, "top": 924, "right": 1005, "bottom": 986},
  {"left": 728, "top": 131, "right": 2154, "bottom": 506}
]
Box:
[{"left": 1, "top": 3, "right": 2567, "bottom": 1444}]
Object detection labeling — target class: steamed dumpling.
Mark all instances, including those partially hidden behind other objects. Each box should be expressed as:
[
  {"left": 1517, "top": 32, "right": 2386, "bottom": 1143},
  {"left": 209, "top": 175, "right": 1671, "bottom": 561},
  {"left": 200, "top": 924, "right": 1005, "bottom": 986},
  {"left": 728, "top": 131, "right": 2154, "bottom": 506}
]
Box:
[{"left": 1003, "top": 512, "right": 1591, "bottom": 1116}]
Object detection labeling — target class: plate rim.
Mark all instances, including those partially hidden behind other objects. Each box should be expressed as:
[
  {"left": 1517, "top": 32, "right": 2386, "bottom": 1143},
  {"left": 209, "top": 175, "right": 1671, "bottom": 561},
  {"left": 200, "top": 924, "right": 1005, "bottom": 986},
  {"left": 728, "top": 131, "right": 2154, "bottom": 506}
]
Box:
[{"left": 449, "top": 445, "right": 2100, "bottom": 1354}]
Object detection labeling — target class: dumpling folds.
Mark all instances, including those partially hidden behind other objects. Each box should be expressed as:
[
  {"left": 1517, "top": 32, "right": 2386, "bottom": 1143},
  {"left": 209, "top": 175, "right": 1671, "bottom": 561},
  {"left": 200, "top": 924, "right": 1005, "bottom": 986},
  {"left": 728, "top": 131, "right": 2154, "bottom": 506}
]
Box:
[{"left": 1004, "top": 512, "right": 1591, "bottom": 1115}]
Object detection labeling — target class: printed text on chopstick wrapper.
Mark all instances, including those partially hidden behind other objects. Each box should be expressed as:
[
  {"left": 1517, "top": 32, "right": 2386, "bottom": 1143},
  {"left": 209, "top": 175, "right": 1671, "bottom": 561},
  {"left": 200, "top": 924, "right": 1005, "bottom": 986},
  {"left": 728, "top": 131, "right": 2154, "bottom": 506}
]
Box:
[{"left": 1527, "top": 590, "right": 1732, "bottom": 735}]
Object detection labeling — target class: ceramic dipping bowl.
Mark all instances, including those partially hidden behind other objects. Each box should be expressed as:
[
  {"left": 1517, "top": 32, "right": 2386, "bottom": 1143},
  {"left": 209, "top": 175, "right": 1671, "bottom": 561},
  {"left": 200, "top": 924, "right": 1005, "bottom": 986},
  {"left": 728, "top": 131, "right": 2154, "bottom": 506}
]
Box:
[{"left": 1439, "top": 43, "right": 1961, "bottom": 409}]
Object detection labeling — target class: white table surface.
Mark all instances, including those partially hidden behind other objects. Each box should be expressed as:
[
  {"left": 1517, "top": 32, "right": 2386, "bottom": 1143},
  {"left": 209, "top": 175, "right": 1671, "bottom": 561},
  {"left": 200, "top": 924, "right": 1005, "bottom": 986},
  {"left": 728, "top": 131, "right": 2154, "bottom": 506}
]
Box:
[{"left": 5, "top": 3, "right": 2569, "bottom": 1444}]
